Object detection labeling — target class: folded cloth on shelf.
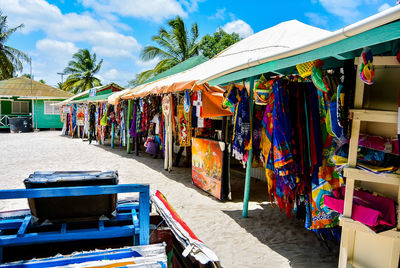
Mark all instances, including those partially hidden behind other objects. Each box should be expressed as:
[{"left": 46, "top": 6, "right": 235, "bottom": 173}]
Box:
[{"left": 324, "top": 186, "right": 396, "bottom": 230}]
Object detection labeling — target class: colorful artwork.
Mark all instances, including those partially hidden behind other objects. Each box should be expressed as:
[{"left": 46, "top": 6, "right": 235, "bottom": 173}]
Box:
[
  {"left": 177, "top": 104, "right": 191, "bottom": 147},
  {"left": 192, "top": 138, "right": 224, "bottom": 200}
]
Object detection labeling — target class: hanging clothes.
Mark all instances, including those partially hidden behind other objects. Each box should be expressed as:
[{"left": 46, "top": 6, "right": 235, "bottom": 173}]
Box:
[{"left": 230, "top": 85, "right": 251, "bottom": 164}]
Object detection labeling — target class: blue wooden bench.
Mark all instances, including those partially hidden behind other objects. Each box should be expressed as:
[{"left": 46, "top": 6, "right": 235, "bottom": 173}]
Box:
[{"left": 0, "top": 184, "right": 150, "bottom": 263}]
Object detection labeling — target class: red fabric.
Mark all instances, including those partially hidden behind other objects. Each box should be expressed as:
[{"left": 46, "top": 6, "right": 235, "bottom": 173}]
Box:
[{"left": 155, "top": 190, "right": 202, "bottom": 242}]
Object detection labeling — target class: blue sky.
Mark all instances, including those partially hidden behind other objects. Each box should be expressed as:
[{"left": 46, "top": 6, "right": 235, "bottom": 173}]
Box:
[{"left": 1, "top": 0, "right": 396, "bottom": 87}]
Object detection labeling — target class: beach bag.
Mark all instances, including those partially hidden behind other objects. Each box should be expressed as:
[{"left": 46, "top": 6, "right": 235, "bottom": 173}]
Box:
[{"left": 145, "top": 140, "right": 157, "bottom": 155}]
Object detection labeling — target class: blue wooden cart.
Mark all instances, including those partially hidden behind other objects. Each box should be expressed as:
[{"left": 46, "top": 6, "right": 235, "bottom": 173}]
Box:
[{"left": 0, "top": 184, "right": 150, "bottom": 263}]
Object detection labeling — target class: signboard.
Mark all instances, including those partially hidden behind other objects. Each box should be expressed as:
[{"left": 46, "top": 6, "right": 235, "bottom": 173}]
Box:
[
  {"left": 192, "top": 137, "right": 225, "bottom": 200},
  {"left": 89, "top": 88, "right": 97, "bottom": 97}
]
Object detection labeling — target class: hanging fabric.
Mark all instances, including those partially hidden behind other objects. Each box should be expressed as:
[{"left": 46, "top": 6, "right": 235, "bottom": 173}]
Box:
[{"left": 177, "top": 104, "right": 192, "bottom": 147}]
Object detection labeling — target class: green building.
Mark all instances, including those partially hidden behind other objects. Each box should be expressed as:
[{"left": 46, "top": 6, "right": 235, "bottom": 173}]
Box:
[{"left": 0, "top": 77, "right": 73, "bottom": 129}]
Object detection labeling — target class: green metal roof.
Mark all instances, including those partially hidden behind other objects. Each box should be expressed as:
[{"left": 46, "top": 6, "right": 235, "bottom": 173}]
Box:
[
  {"left": 73, "top": 89, "right": 114, "bottom": 102},
  {"left": 139, "top": 55, "right": 209, "bottom": 85},
  {"left": 209, "top": 20, "right": 400, "bottom": 86}
]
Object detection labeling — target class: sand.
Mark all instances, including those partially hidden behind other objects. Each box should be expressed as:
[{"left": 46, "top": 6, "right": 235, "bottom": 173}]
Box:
[{"left": 0, "top": 131, "right": 339, "bottom": 267}]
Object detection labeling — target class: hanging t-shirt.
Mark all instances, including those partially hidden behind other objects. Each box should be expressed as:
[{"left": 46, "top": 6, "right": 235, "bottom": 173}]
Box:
[{"left": 151, "top": 113, "right": 160, "bottom": 135}]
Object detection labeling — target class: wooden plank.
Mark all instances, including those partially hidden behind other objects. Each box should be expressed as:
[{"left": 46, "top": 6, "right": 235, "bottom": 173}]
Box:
[
  {"left": 0, "top": 184, "right": 149, "bottom": 199},
  {"left": 98, "top": 220, "right": 104, "bottom": 231},
  {"left": 354, "top": 56, "right": 400, "bottom": 66},
  {"left": 398, "top": 186, "right": 400, "bottom": 230},
  {"left": 0, "top": 225, "right": 137, "bottom": 247},
  {"left": 344, "top": 168, "right": 400, "bottom": 186},
  {"left": 338, "top": 228, "right": 356, "bottom": 268},
  {"left": 139, "top": 186, "right": 150, "bottom": 245},
  {"left": 348, "top": 120, "right": 360, "bottom": 167},
  {"left": 350, "top": 109, "right": 397, "bottom": 124},
  {"left": 61, "top": 223, "right": 67, "bottom": 234},
  {"left": 340, "top": 217, "right": 400, "bottom": 239},
  {"left": 17, "top": 215, "right": 31, "bottom": 237},
  {"left": 388, "top": 237, "right": 400, "bottom": 268},
  {"left": 131, "top": 209, "right": 139, "bottom": 229},
  {"left": 343, "top": 178, "right": 355, "bottom": 217}
]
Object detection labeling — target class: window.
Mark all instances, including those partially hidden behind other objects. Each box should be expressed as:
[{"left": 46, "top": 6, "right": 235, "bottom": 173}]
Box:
[
  {"left": 12, "top": 101, "right": 29, "bottom": 114},
  {"left": 44, "top": 101, "right": 60, "bottom": 115}
]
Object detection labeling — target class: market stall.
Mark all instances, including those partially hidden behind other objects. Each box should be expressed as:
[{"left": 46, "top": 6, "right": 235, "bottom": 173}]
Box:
[
  {"left": 58, "top": 83, "right": 124, "bottom": 146},
  {"left": 199, "top": 6, "right": 400, "bottom": 268}
]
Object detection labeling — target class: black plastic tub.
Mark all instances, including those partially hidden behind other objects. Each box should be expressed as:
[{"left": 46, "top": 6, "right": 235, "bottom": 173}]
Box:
[
  {"left": 24, "top": 171, "right": 119, "bottom": 223},
  {"left": 9, "top": 117, "right": 32, "bottom": 133}
]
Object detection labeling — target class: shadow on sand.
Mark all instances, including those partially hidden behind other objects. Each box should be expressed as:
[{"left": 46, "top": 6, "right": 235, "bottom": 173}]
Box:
[{"left": 222, "top": 204, "right": 340, "bottom": 268}]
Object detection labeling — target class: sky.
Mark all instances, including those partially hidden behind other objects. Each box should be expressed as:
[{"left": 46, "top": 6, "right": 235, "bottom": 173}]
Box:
[{"left": 0, "top": 0, "right": 397, "bottom": 88}]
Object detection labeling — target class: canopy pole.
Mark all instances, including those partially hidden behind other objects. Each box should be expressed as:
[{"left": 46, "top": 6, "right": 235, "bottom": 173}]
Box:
[
  {"left": 242, "top": 77, "right": 255, "bottom": 218},
  {"left": 126, "top": 100, "right": 132, "bottom": 154}
]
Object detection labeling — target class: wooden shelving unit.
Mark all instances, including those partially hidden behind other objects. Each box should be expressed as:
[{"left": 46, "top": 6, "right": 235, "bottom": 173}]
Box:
[{"left": 338, "top": 56, "right": 400, "bottom": 268}]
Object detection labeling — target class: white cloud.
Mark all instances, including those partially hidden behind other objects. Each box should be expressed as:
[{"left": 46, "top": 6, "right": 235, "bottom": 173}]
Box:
[
  {"left": 2, "top": 0, "right": 141, "bottom": 59},
  {"left": 209, "top": 8, "right": 226, "bottom": 20},
  {"left": 80, "top": 0, "right": 188, "bottom": 22},
  {"left": 1, "top": 0, "right": 145, "bottom": 86},
  {"left": 305, "top": 12, "right": 328, "bottom": 28},
  {"left": 29, "top": 39, "right": 80, "bottom": 84},
  {"left": 318, "top": 0, "right": 362, "bottom": 23},
  {"left": 378, "top": 3, "right": 392, "bottom": 12},
  {"left": 222, "top": 19, "right": 254, "bottom": 38}
]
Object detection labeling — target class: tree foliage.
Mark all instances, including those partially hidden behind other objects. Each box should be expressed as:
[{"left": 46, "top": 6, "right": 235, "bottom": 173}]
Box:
[
  {"left": 199, "top": 28, "right": 241, "bottom": 58},
  {"left": 0, "top": 12, "right": 30, "bottom": 80},
  {"left": 133, "top": 16, "right": 200, "bottom": 86},
  {"left": 63, "top": 49, "right": 102, "bottom": 94}
]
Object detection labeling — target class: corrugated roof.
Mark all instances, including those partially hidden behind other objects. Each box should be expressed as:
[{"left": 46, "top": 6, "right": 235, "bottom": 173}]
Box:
[
  {"left": 0, "top": 76, "right": 73, "bottom": 98},
  {"left": 71, "top": 89, "right": 114, "bottom": 103}
]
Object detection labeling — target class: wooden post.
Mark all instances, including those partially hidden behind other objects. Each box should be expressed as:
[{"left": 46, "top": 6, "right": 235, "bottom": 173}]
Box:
[
  {"left": 127, "top": 100, "right": 132, "bottom": 154},
  {"left": 242, "top": 77, "right": 255, "bottom": 218}
]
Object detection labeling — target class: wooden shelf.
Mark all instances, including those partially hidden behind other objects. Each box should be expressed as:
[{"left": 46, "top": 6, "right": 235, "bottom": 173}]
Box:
[
  {"left": 344, "top": 168, "right": 400, "bottom": 186},
  {"left": 350, "top": 109, "right": 397, "bottom": 124},
  {"left": 340, "top": 217, "right": 400, "bottom": 239}
]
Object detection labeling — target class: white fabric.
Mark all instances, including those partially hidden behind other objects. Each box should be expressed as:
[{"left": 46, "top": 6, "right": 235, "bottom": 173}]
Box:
[
  {"left": 151, "top": 114, "right": 160, "bottom": 135},
  {"left": 109, "top": 20, "right": 331, "bottom": 102}
]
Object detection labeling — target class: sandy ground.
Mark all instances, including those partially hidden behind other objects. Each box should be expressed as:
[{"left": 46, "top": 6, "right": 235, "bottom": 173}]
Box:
[{"left": 0, "top": 131, "right": 339, "bottom": 267}]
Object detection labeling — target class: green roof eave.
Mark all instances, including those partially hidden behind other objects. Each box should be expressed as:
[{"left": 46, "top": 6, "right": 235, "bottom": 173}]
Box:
[
  {"left": 73, "top": 89, "right": 114, "bottom": 102},
  {"left": 209, "top": 20, "right": 400, "bottom": 86},
  {"left": 138, "top": 55, "right": 209, "bottom": 86}
]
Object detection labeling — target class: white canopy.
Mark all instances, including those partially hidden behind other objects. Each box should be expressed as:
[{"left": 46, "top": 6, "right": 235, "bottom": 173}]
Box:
[{"left": 110, "top": 20, "right": 331, "bottom": 102}]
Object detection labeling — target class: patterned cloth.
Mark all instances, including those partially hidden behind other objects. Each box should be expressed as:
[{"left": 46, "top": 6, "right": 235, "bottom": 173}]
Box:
[{"left": 231, "top": 86, "right": 251, "bottom": 163}]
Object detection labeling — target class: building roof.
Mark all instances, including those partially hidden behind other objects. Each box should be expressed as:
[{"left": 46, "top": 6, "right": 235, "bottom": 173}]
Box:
[
  {"left": 57, "top": 83, "right": 124, "bottom": 105},
  {"left": 108, "top": 56, "right": 213, "bottom": 103},
  {"left": 111, "top": 20, "right": 330, "bottom": 102},
  {"left": 0, "top": 76, "right": 73, "bottom": 99},
  {"left": 206, "top": 5, "right": 400, "bottom": 85}
]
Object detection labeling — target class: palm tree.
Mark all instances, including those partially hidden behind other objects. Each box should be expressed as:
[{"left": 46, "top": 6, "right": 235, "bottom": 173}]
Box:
[
  {"left": 56, "top": 82, "right": 63, "bottom": 89},
  {"left": 136, "top": 16, "right": 200, "bottom": 85},
  {"left": 63, "top": 49, "right": 102, "bottom": 94},
  {"left": 0, "top": 12, "right": 30, "bottom": 80}
]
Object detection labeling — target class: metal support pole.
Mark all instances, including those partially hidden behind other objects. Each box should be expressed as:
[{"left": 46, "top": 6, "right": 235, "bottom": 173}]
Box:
[
  {"left": 126, "top": 100, "right": 132, "bottom": 153},
  {"left": 242, "top": 77, "right": 255, "bottom": 218}
]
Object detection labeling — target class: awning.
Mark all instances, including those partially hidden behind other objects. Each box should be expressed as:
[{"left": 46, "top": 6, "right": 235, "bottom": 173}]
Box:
[
  {"left": 206, "top": 6, "right": 400, "bottom": 86},
  {"left": 110, "top": 20, "right": 331, "bottom": 103}
]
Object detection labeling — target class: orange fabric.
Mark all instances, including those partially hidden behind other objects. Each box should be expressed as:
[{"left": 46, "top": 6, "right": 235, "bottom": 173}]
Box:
[
  {"left": 121, "top": 81, "right": 224, "bottom": 99},
  {"left": 201, "top": 90, "right": 233, "bottom": 118}
]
